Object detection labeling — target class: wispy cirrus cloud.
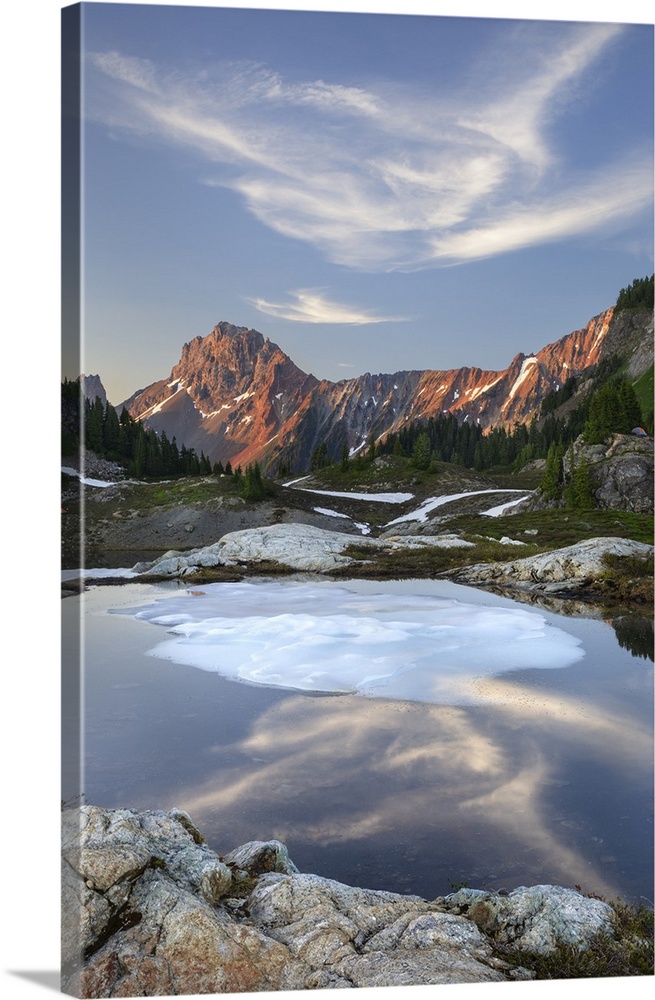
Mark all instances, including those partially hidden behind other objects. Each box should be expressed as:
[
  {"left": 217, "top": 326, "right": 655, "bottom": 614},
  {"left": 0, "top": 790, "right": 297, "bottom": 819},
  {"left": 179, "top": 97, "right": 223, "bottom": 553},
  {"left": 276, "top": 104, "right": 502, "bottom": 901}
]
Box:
[
  {"left": 248, "top": 289, "right": 408, "bottom": 324},
  {"left": 87, "top": 21, "right": 652, "bottom": 270}
]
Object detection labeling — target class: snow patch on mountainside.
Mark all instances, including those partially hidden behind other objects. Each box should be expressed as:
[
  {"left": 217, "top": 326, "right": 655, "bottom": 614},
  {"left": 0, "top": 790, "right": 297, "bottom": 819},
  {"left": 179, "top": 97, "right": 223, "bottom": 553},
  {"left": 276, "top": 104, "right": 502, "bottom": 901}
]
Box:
[{"left": 507, "top": 357, "right": 537, "bottom": 401}]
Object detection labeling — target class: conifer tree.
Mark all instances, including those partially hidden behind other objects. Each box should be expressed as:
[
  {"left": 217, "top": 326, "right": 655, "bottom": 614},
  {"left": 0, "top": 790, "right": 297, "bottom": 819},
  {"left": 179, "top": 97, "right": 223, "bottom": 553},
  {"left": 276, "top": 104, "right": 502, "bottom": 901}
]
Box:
[
  {"left": 310, "top": 441, "right": 330, "bottom": 470},
  {"left": 617, "top": 379, "right": 642, "bottom": 430},
  {"left": 540, "top": 442, "right": 564, "bottom": 501},
  {"left": 129, "top": 427, "right": 147, "bottom": 477},
  {"left": 102, "top": 402, "right": 121, "bottom": 454},
  {"left": 85, "top": 396, "right": 104, "bottom": 453},
  {"left": 412, "top": 431, "right": 431, "bottom": 470},
  {"left": 564, "top": 449, "right": 594, "bottom": 509},
  {"left": 241, "top": 462, "right": 265, "bottom": 501},
  {"left": 570, "top": 454, "right": 594, "bottom": 509}
]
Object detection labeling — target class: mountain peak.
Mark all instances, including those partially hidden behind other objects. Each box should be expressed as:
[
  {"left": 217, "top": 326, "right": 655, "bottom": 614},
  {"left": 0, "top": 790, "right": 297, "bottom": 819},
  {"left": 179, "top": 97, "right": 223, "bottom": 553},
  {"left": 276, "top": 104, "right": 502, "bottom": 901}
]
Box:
[{"left": 122, "top": 305, "right": 635, "bottom": 473}]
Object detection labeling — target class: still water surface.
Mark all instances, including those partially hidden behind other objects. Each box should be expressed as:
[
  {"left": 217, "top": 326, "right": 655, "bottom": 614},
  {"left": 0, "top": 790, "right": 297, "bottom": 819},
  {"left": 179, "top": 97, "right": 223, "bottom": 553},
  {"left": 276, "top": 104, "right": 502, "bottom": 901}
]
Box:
[{"left": 63, "top": 576, "right": 653, "bottom": 904}]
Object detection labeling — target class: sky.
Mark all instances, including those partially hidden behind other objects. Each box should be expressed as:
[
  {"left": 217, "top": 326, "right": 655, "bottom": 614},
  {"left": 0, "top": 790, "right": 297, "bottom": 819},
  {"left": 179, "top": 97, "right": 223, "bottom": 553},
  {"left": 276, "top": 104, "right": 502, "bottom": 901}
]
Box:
[{"left": 63, "top": 0, "right": 655, "bottom": 407}]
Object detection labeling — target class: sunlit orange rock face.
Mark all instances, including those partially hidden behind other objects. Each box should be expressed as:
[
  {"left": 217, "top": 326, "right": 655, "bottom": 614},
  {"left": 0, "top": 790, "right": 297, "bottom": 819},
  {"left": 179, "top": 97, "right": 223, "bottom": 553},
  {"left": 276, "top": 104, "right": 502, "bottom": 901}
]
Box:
[
  {"left": 122, "top": 322, "right": 319, "bottom": 469},
  {"left": 122, "top": 309, "right": 614, "bottom": 473}
]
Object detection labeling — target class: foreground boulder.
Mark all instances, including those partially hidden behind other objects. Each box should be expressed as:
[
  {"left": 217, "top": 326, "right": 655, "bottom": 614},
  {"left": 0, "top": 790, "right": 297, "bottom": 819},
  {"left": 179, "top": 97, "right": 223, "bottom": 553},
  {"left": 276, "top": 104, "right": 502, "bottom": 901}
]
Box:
[
  {"left": 62, "top": 806, "right": 618, "bottom": 996},
  {"left": 132, "top": 522, "right": 475, "bottom": 577},
  {"left": 452, "top": 536, "right": 653, "bottom": 595},
  {"left": 132, "top": 522, "right": 377, "bottom": 575}
]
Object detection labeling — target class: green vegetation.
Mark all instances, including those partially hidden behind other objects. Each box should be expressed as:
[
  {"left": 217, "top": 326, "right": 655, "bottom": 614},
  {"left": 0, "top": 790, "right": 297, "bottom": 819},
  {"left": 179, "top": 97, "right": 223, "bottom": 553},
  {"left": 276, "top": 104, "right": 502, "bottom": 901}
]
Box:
[
  {"left": 329, "top": 506, "right": 653, "bottom": 584},
  {"left": 615, "top": 274, "right": 654, "bottom": 311},
  {"left": 540, "top": 375, "right": 580, "bottom": 415},
  {"left": 563, "top": 447, "right": 594, "bottom": 510},
  {"left": 540, "top": 442, "right": 564, "bottom": 501},
  {"left": 377, "top": 412, "right": 544, "bottom": 472},
  {"left": 334, "top": 537, "right": 537, "bottom": 580},
  {"left": 61, "top": 378, "right": 214, "bottom": 478},
  {"left": 598, "top": 550, "right": 655, "bottom": 604},
  {"left": 583, "top": 378, "right": 642, "bottom": 444},
  {"left": 633, "top": 363, "right": 654, "bottom": 429},
  {"left": 240, "top": 462, "right": 271, "bottom": 501},
  {"left": 496, "top": 897, "right": 653, "bottom": 979},
  {"left": 449, "top": 507, "right": 653, "bottom": 547}
]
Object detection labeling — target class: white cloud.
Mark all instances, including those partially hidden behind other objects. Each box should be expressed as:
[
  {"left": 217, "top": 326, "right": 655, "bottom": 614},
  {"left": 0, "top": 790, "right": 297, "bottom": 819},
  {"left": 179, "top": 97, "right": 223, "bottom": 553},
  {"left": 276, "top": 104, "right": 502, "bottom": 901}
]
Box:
[
  {"left": 458, "top": 23, "right": 621, "bottom": 172},
  {"left": 430, "top": 157, "right": 654, "bottom": 262},
  {"left": 248, "top": 288, "right": 407, "bottom": 324},
  {"left": 86, "top": 22, "right": 651, "bottom": 270}
]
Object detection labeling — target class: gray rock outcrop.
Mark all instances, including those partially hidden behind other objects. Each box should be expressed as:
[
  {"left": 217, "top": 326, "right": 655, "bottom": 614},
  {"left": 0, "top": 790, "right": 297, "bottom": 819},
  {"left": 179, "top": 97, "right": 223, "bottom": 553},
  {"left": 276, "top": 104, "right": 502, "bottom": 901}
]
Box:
[
  {"left": 528, "top": 433, "right": 654, "bottom": 515},
  {"left": 440, "top": 886, "right": 616, "bottom": 954},
  {"left": 599, "top": 306, "right": 654, "bottom": 382},
  {"left": 132, "top": 523, "right": 476, "bottom": 577},
  {"left": 62, "top": 805, "right": 618, "bottom": 997},
  {"left": 568, "top": 433, "right": 654, "bottom": 514},
  {"left": 132, "top": 522, "right": 379, "bottom": 575},
  {"left": 451, "top": 536, "right": 653, "bottom": 594}
]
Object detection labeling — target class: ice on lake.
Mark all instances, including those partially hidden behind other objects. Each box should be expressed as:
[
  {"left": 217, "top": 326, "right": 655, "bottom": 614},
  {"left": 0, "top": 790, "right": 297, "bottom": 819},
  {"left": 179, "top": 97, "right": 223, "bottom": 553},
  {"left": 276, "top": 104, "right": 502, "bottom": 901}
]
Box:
[{"left": 119, "top": 580, "right": 585, "bottom": 705}]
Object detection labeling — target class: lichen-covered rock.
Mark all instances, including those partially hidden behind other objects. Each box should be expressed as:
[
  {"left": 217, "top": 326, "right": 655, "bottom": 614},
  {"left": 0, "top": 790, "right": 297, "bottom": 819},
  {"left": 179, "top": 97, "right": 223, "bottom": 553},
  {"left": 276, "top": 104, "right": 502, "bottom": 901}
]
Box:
[
  {"left": 440, "top": 884, "right": 616, "bottom": 954},
  {"left": 134, "top": 523, "right": 483, "bottom": 578},
  {"left": 61, "top": 807, "right": 304, "bottom": 997},
  {"left": 135, "top": 522, "right": 380, "bottom": 576},
  {"left": 245, "top": 871, "right": 507, "bottom": 986},
  {"left": 62, "top": 806, "right": 622, "bottom": 996},
  {"left": 69, "top": 869, "right": 306, "bottom": 998},
  {"left": 453, "top": 536, "right": 653, "bottom": 594},
  {"left": 223, "top": 838, "right": 299, "bottom": 875}
]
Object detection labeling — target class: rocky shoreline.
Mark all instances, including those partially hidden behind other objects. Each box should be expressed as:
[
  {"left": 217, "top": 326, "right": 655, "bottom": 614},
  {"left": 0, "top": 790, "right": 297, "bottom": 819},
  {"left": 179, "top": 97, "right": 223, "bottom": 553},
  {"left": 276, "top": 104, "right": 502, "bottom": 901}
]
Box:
[
  {"left": 64, "top": 520, "right": 653, "bottom": 609},
  {"left": 62, "top": 805, "right": 621, "bottom": 997}
]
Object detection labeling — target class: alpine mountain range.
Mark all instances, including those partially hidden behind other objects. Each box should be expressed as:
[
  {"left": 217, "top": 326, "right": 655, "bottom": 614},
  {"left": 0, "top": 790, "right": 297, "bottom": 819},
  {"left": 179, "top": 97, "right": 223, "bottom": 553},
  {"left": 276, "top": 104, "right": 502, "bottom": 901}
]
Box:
[{"left": 109, "top": 305, "right": 636, "bottom": 474}]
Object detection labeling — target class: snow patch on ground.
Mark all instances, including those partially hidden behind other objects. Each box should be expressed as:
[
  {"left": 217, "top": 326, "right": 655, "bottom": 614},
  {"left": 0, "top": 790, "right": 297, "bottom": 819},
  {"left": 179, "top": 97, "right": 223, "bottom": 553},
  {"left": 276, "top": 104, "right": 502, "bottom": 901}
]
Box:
[
  {"left": 137, "top": 384, "right": 185, "bottom": 420},
  {"left": 481, "top": 495, "right": 531, "bottom": 517},
  {"left": 386, "top": 489, "right": 525, "bottom": 526},
  {"left": 62, "top": 467, "right": 116, "bottom": 488},
  {"left": 313, "top": 506, "right": 351, "bottom": 520},
  {"left": 289, "top": 487, "right": 414, "bottom": 504}
]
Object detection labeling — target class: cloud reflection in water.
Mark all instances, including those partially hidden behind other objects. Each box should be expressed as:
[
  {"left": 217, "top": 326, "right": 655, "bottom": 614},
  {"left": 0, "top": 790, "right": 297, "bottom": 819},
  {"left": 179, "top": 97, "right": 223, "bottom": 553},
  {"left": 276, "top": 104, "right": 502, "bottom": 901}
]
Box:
[{"left": 111, "top": 579, "right": 651, "bottom": 901}]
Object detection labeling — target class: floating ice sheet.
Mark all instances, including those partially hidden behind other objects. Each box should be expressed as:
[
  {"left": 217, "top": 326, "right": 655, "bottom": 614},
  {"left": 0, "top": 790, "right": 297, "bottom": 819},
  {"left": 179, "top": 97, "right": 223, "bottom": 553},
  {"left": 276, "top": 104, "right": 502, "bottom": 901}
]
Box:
[{"left": 120, "top": 580, "right": 585, "bottom": 705}]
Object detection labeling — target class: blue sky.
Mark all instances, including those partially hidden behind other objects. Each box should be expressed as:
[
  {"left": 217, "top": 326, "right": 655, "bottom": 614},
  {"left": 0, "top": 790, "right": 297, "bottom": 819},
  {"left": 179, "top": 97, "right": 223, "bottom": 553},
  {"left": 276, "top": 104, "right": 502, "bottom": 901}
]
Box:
[{"left": 71, "top": 1, "right": 653, "bottom": 406}]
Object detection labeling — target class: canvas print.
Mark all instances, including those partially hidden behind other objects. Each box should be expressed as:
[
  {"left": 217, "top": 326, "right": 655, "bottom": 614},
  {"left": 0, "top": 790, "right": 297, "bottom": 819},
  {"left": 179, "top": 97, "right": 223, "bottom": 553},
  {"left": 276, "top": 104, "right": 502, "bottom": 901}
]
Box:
[{"left": 61, "top": 1, "right": 654, "bottom": 996}]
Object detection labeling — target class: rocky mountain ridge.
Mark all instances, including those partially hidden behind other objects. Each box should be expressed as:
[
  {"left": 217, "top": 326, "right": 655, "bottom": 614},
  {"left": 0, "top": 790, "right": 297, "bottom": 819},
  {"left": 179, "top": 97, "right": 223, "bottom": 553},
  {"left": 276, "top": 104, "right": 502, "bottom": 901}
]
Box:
[
  {"left": 117, "top": 305, "right": 637, "bottom": 473},
  {"left": 80, "top": 373, "right": 107, "bottom": 409}
]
